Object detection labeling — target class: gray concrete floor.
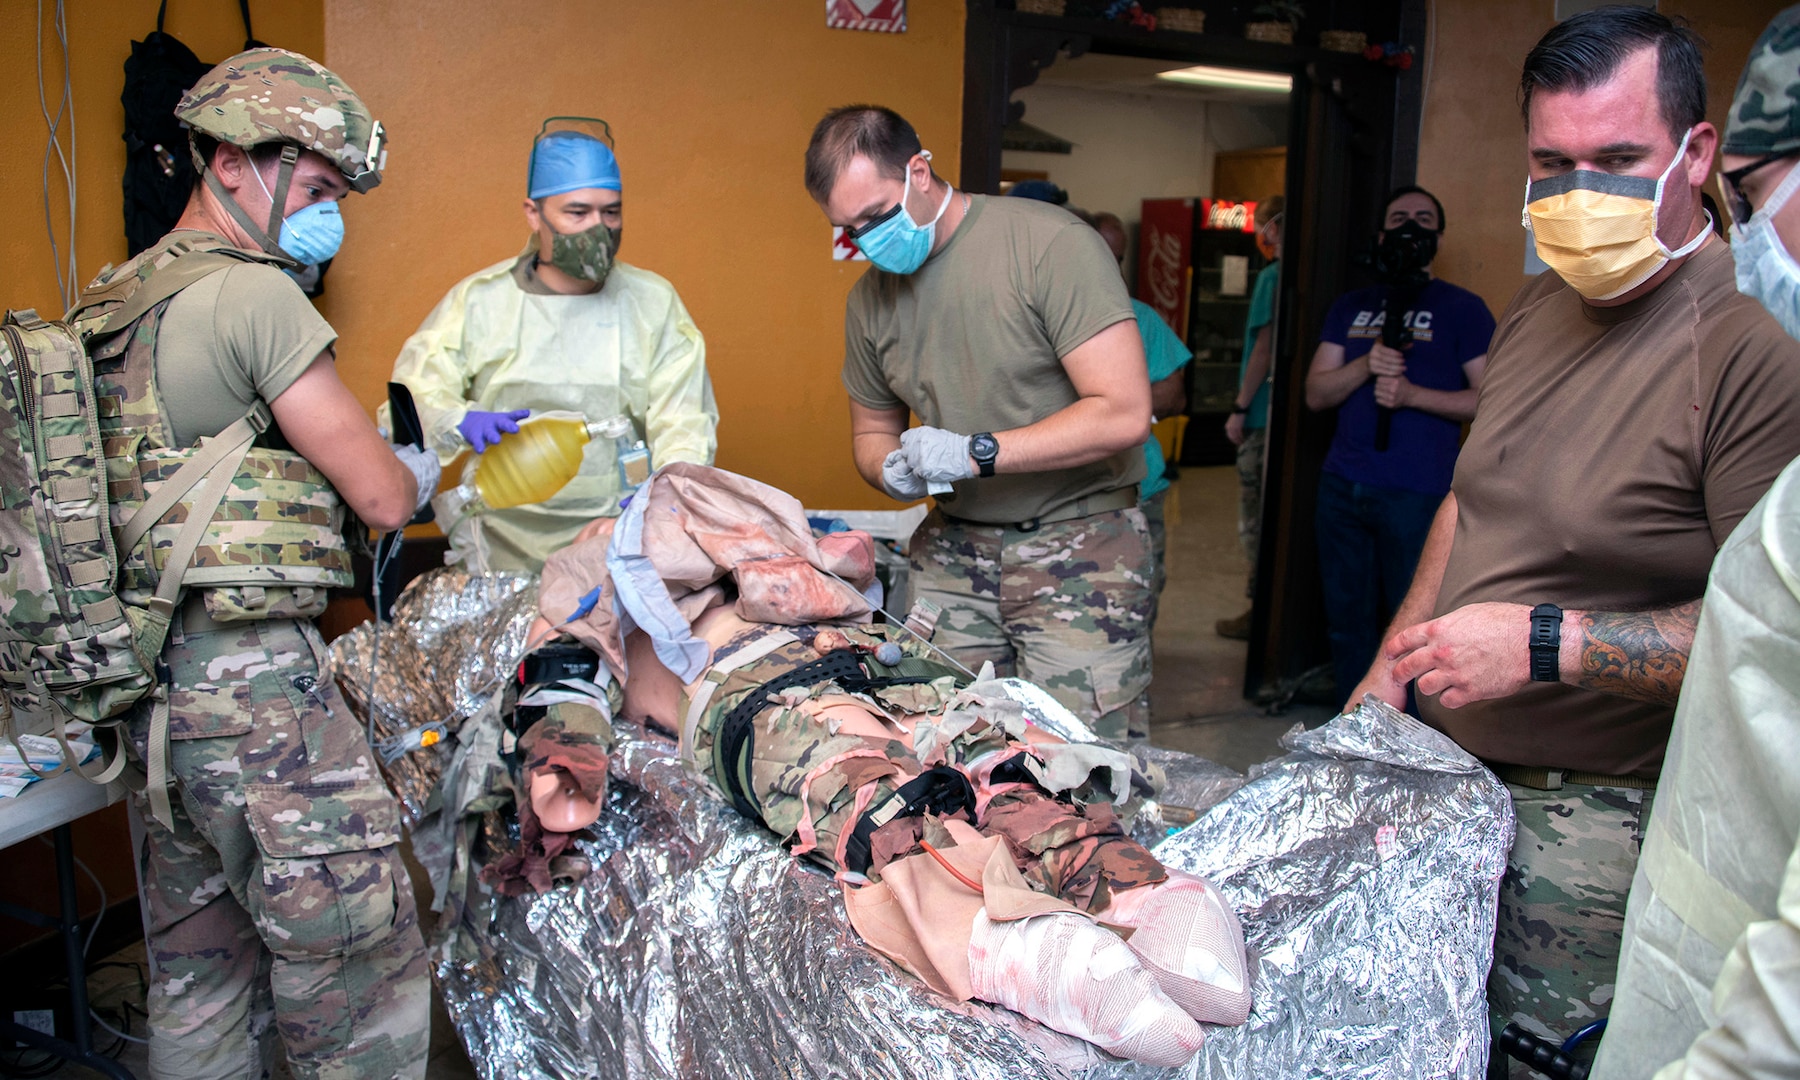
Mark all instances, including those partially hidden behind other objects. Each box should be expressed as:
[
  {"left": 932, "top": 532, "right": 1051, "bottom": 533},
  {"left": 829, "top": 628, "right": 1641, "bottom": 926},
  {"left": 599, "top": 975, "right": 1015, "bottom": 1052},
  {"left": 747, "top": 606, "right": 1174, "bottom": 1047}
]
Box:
[
  {"left": 1148, "top": 466, "right": 1333, "bottom": 771},
  {"left": 36, "top": 466, "right": 1313, "bottom": 1079}
]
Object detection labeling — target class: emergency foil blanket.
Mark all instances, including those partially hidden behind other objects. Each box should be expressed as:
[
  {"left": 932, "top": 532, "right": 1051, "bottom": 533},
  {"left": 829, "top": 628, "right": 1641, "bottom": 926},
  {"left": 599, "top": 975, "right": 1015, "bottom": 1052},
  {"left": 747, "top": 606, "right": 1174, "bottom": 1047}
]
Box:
[{"left": 335, "top": 572, "right": 1512, "bottom": 1079}]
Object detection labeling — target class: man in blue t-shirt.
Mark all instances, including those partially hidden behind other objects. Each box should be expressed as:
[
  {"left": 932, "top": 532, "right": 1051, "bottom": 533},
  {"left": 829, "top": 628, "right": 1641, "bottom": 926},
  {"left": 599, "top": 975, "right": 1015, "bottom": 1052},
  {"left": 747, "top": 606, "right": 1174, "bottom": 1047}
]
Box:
[
  {"left": 1219, "top": 198, "right": 1283, "bottom": 639},
  {"left": 1303, "top": 186, "right": 1495, "bottom": 701}
]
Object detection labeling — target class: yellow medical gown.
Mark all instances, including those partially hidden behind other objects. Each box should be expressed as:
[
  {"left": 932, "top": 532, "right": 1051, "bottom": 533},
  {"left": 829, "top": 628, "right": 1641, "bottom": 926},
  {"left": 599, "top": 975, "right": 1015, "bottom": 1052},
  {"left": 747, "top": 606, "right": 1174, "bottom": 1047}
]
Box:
[{"left": 390, "top": 252, "right": 717, "bottom": 572}]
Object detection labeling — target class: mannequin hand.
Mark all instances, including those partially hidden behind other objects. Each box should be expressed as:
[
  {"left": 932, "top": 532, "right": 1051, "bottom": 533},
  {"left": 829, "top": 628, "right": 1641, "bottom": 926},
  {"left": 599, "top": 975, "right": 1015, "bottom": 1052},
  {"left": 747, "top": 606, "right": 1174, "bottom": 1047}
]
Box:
[
  {"left": 881, "top": 449, "right": 929, "bottom": 501},
  {"left": 900, "top": 426, "right": 978, "bottom": 484},
  {"left": 391, "top": 444, "right": 441, "bottom": 517},
  {"left": 457, "top": 408, "right": 531, "bottom": 453},
  {"left": 529, "top": 766, "right": 605, "bottom": 833}
]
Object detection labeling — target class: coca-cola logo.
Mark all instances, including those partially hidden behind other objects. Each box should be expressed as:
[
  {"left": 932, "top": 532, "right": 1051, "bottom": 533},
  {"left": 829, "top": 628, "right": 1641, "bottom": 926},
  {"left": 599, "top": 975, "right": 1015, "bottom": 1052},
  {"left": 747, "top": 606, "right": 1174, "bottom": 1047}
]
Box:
[
  {"left": 1207, "top": 202, "right": 1250, "bottom": 230},
  {"left": 1146, "top": 228, "right": 1183, "bottom": 317}
]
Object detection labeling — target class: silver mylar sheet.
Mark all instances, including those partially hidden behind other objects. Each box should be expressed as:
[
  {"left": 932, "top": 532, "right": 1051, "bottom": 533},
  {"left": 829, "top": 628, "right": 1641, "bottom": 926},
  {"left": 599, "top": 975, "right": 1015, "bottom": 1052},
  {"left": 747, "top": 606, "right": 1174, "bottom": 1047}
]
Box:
[{"left": 338, "top": 577, "right": 1511, "bottom": 1079}]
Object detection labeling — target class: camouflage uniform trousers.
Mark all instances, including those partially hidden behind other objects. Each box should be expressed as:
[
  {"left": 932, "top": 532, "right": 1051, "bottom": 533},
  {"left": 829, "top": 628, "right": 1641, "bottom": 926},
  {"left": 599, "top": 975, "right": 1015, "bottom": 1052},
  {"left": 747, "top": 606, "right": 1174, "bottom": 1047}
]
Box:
[
  {"left": 128, "top": 617, "right": 430, "bottom": 1080},
  {"left": 1141, "top": 489, "right": 1168, "bottom": 632},
  {"left": 1235, "top": 427, "right": 1266, "bottom": 598},
  {"left": 1489, "top": 779, "right": 1656, "bottom": 1075},
  {"left": 907, "top": 505, "right": 1155, "bottom": 741}
]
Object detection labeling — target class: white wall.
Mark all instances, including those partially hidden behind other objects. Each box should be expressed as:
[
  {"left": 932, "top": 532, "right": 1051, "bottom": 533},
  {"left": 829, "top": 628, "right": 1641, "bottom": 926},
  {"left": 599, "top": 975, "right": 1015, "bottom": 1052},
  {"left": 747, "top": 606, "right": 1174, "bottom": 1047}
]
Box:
[{"left": 1001, "top": 83, "right": 1287, "bottom": 282}]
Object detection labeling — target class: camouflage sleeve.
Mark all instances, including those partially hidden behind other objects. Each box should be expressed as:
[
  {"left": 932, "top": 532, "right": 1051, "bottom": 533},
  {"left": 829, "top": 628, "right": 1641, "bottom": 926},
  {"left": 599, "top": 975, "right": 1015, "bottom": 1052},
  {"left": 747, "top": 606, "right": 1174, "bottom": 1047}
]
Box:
[{"left": 518, "top": 701, "right": 615, "bottom": 801}]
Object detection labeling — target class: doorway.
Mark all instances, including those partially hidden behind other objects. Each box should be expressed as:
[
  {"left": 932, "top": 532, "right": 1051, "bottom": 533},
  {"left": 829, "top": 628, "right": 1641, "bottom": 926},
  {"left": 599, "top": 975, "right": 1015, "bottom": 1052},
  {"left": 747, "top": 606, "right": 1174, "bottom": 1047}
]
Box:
[{"left": 962, "top": 0, "right": 1421, "bottom": 712}]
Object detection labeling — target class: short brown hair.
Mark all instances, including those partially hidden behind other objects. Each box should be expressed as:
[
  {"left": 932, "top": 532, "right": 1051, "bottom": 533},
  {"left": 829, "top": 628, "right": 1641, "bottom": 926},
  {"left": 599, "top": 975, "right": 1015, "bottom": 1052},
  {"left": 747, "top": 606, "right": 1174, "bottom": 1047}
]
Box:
[{"left": 804, "top": 105, "right": 922, "bottom": 204}]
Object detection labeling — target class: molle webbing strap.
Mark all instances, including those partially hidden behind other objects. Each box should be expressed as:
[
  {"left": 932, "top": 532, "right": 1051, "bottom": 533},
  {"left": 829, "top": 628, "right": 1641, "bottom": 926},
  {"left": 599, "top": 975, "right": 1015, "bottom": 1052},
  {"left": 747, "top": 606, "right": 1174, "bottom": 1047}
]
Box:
[
  {"left": 93, "top": 249, "right": 251, "bottom": 339},
  {"left": 715, "top": 648, "right": 867, "bottom": 820},
  {"left": 840, "top": 765, "right": 978, "bottom": 876},
  {"left": 679, "top": 630, "right": 797, "bottom": 770},
  {"left": 0, "top": 698, "right": 48, "bottom": 781},
  {"left": 115, "top": 403, "right": 271, "bottom": 558},
  {"left": 140, "top": 428, "right": 258, "bottom": 832}
]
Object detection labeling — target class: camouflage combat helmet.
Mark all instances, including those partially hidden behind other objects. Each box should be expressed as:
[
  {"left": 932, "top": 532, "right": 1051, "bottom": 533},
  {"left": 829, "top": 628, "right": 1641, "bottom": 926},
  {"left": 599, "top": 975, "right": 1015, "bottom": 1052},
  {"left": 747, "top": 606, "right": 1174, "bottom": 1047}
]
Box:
[
  {"left": 1724, "top": 5, "right": 1800, "bottom": 158},
  {"left": 176, "top": 47, "right": 386, "bottom": 263},
  {"left": 176, "top": 47, "right": 386, "bottom": 192}
]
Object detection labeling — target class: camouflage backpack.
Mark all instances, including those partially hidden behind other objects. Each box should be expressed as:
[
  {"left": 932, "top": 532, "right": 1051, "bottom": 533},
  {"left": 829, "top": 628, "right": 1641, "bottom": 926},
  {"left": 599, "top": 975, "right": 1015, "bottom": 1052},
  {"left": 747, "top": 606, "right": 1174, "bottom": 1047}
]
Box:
[{"left": 0, "top": 237, "right": 312, "bottom": 794}]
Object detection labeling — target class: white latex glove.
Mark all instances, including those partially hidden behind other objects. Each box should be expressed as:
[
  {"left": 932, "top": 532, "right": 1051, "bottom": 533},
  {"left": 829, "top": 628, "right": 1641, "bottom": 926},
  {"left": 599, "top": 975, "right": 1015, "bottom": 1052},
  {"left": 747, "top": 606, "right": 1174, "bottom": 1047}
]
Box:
[
  {"left": 899, "top": 426, "right": 977, "bottom": 496},
  {"left": 881, "top": 449, "right": 928, "bottom": 501},
  {"left": 392, "top": 443, "right": 441, "bottom": 518}
]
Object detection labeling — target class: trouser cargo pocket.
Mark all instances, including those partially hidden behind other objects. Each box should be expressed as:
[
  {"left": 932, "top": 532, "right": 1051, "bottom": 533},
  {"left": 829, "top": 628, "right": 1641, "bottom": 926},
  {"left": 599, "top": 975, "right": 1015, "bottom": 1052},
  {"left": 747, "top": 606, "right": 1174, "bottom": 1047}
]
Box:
[{"left": 243, "top": 776, "right": 407, "bottom": 960}]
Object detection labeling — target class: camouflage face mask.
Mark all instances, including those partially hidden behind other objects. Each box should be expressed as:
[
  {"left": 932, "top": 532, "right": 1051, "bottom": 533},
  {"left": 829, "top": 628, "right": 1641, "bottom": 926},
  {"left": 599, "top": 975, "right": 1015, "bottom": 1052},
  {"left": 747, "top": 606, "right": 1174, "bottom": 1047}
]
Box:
[{"left": 544, "top": 221, "right": 621, "bottom": 286}]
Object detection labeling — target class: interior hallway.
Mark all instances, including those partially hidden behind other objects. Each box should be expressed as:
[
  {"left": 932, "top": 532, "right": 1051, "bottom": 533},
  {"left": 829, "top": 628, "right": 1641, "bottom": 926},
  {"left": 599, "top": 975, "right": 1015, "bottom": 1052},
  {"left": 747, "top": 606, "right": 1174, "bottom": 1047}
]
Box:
[{"left": 1148, "top": 465, "right": 1333, "bottom": 772}]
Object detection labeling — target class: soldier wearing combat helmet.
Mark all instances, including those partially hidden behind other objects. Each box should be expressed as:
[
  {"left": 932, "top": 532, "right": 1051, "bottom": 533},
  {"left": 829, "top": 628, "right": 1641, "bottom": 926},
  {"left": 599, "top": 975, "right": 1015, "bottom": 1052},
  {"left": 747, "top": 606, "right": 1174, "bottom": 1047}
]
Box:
[{"left": 103, "top": 47, "right": 434, "bottom": 1079}]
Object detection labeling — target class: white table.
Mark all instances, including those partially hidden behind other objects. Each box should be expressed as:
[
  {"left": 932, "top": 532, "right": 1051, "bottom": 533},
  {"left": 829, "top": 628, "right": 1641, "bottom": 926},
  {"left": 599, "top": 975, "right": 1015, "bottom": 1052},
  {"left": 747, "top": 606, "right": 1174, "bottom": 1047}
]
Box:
[{"left": 0, "top": 768, "right": 137, "bottom": 1079}]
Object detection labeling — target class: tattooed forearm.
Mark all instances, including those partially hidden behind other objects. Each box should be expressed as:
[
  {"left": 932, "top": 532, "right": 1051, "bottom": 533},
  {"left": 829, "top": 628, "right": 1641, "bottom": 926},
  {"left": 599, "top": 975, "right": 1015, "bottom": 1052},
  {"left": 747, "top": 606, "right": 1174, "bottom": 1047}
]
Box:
[{"left": 1570, "top": 599, "right": 1702, "bottom": 706}]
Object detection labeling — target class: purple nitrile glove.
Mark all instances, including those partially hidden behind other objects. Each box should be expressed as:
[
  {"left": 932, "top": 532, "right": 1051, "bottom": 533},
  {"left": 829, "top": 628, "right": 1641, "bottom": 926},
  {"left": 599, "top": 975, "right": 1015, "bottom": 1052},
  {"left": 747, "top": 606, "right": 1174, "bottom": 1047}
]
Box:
[{"left": 458, "top": 408, "right": 531, "bottom": 453}]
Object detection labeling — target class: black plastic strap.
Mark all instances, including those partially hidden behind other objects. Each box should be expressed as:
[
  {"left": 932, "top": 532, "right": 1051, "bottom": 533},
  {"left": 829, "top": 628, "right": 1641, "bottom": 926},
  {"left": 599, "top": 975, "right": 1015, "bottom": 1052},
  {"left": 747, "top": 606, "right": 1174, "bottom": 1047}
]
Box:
[
  {"left": 716, "top": 649, "right": 867, "bottom": 819},
  {"left": 517, "top": 642, "right": 601, "bottom": 689},
  {"left": 1529, "top": 603, "right": 1562, "bottom": 683},
  {"left": 840, "top": 765, "right": 977, "bottom": 875}
]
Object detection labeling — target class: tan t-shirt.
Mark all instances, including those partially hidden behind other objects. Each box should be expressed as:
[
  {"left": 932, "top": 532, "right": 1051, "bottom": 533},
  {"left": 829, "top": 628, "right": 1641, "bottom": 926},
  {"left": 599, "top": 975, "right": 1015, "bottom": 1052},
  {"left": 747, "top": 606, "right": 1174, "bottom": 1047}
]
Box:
[
  {"left": 1420, "top": 240, "right": 1800, "bottom": 778},
  {"left": 154, "top": 255, "right": 336, "bottom": 446},
  {"left": 840, "top": 195, "right": 1142, "bottom": 524}
]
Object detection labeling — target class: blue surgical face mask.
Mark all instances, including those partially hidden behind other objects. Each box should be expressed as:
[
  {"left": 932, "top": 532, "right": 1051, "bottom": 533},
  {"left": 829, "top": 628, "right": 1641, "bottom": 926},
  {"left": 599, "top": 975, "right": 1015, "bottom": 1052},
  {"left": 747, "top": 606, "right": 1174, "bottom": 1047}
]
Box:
[
  {"left": 253, "top": 163, "right": 346, "bottom": 266},
  {"left": 849, "top": 156, "right": 953, "bottom": 275},
  {"left": 1730, "top": 159, "right": 1800, "bottom": 340}
]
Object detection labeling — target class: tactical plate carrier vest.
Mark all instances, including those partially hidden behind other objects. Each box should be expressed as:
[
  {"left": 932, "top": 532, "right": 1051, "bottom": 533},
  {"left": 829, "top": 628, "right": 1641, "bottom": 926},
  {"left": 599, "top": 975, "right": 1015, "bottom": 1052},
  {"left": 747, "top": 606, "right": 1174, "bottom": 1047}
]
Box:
[{"left": 0, "top": 233, "right": 350, "bottom": 819}]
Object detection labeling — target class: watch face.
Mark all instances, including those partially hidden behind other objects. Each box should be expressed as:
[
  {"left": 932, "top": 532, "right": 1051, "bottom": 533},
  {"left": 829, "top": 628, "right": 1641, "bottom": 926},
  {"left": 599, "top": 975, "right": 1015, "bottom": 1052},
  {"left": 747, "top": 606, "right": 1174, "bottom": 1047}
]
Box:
[{"left": 971, "top": 434, "right": 999, "bottom": 462}]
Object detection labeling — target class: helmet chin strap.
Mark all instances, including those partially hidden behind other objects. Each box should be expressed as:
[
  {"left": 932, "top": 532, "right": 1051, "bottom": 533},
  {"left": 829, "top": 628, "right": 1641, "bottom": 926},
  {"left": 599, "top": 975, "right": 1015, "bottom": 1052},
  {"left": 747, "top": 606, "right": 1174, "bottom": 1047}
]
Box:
[{"left": 188, "top": 139, "right": 302, "bottom": 265}]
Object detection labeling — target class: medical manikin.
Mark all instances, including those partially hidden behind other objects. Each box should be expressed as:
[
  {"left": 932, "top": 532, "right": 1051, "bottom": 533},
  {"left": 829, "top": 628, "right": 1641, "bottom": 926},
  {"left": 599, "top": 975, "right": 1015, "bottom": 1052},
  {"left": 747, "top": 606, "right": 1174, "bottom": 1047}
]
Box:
[{"left": 490, "top": 464, "right": 1251, "bottom": 1066}]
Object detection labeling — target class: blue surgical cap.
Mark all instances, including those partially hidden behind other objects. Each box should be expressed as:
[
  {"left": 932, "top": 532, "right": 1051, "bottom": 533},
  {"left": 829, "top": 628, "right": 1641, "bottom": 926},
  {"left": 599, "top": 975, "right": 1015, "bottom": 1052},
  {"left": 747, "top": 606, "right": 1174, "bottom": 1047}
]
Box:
[{"left": 529, "top": 131, "right": 621, "bottom": 199}]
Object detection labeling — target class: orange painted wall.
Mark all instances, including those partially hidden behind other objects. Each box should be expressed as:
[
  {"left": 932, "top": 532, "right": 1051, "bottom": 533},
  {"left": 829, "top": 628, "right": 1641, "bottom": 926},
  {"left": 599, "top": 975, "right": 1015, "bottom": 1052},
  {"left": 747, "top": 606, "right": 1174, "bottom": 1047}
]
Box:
[
  {"left": 1417, "top": 0, "right": 1791, "bottom": 321},
  {"left": 0, "top": 1, "right": 324, "bottom": 319},
  {"left": 320, "top": 0, "right": 965, "bottom": 512}
]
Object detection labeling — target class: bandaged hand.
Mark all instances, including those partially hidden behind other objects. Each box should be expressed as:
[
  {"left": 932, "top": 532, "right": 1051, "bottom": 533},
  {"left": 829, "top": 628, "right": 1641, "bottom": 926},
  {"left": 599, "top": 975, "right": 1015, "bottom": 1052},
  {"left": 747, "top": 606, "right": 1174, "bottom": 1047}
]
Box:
[
  {"left": 881, "top": 449, "right": 928, "bottom": 501},
  {"left": 899, "top": 426, "right": 977, "bottom": 484},
  {"left": 392, "top": 443, "right": 441, "bottom": 518}
]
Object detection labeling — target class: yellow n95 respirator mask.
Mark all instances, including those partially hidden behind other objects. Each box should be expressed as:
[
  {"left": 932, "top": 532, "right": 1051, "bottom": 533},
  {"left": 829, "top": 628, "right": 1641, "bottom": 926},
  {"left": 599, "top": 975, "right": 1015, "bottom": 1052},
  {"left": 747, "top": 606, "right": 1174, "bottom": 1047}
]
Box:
[{"left": 1521, "top": 127, "right": 1711, "bottom": 301}]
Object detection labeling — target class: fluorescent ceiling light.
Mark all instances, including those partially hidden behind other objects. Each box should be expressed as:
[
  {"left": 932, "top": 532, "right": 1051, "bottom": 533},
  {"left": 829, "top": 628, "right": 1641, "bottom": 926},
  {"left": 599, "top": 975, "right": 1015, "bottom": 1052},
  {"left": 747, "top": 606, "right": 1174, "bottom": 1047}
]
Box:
[{"left": 1156, "top": 65, "right": 1292, "bottom": 92}]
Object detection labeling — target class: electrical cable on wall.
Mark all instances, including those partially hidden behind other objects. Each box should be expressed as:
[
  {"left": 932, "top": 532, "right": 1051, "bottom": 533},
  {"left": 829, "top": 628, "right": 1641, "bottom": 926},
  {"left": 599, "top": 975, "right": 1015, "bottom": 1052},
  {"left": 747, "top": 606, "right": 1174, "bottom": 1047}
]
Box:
[{"left": 38, "top": 0, "right": 79, "bottom": 311}]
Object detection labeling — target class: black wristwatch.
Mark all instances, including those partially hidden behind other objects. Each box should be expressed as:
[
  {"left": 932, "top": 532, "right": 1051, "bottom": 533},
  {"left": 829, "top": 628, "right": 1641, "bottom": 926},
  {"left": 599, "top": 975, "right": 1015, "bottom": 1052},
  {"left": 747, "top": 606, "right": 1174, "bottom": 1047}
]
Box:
[
  {"left": 1529, "top": 603, "right": 1562, "bottom": 682},
  {"left": 1229, "top": 405, "right": 1250, "bottom": 415},
  {"left": 969, "top": 432, "right": 1000, "bottom": 478}
]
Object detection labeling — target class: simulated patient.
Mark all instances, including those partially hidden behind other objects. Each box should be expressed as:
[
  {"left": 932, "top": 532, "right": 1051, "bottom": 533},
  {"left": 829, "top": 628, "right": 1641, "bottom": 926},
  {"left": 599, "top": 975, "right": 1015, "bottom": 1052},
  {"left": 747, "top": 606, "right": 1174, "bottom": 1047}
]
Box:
[{"left": 502, "top": 464, "right": 1251, "bottom": 1065}]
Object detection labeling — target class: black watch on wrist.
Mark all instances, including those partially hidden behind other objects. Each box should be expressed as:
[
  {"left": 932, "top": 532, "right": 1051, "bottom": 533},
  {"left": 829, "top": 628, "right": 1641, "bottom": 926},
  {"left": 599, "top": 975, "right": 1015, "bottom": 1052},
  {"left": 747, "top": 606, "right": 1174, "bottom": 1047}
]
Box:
[
  {"left": 1529, "top": 603, "right": 1562, "bottom": 682},
  {"left": 1230, "top": 405, "right": 1249, "bottom": 415},
  {"left": 969, "top": 432, "right": 999, "bottom": 478}
]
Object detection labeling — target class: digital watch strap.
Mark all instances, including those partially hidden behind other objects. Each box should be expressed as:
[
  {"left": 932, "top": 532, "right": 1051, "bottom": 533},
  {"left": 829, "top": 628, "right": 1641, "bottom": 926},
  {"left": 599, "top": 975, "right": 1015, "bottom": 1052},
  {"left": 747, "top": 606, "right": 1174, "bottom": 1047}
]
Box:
[{"left": 1529, "top": 603, "right": 1563, "bottom": 683}]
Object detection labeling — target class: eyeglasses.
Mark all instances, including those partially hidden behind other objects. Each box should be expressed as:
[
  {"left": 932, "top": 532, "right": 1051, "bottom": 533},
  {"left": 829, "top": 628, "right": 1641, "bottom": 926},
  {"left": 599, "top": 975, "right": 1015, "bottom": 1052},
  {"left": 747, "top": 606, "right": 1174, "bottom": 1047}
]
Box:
[{"left": 1717, "top": 151, "right": 1794, "bottom": 227}]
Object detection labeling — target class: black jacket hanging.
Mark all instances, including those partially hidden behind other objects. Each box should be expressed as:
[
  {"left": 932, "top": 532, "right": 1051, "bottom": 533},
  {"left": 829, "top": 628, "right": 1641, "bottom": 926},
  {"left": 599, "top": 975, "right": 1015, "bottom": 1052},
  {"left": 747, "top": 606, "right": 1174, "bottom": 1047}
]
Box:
[{"left": 121, "top": 0, "right": 261, "bottom": 256}]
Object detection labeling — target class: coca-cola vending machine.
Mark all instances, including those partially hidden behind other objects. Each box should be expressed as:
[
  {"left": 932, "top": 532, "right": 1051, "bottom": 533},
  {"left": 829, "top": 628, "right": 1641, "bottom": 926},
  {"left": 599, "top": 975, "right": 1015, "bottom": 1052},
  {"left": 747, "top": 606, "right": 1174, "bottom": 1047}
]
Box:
[{"left": 1137, "top": 197, "right": 1267, "bottom": 466}]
